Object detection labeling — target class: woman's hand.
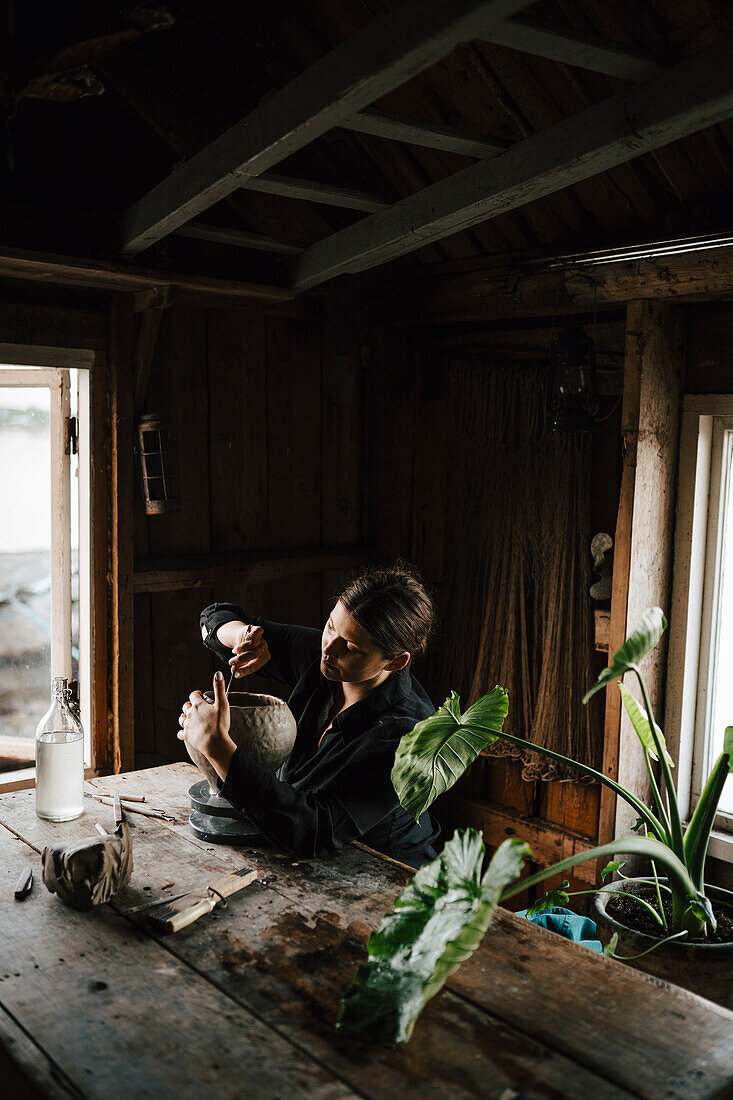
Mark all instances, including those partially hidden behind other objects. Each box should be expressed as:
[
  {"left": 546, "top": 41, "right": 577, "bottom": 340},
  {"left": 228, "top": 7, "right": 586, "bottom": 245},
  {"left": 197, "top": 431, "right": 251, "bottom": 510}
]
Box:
[
  {"left": 229, "top": 624, "right": 271, "bottom": 679},
  {"left": 177, "top": 671, "right": 236, "bottom": 782}
]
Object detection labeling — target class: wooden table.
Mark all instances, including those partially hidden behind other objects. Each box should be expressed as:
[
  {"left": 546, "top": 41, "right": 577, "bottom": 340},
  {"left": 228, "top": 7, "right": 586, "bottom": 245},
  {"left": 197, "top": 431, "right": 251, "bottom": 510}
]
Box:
[{"left": 1, "top": 764, "right": 731, "bottom": 1100}]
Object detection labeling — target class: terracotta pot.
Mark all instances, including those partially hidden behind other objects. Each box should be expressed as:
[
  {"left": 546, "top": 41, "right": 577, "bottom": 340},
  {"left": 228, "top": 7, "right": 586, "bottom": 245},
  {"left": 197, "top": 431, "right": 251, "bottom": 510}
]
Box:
[
  {"left": 593, "top": 878, "right": 733, "bottom": 1009},
  {"left": 186, "top": 691, "right": 297, "bottom": 796}
]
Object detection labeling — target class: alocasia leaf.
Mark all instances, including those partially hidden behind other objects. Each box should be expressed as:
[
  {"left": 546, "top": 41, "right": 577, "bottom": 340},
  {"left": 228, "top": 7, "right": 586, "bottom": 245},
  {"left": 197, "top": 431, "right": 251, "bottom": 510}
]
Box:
[
  {"left": 584, "top": 607, "right": 667, "bottom": 703},
  {"left": 617, "top": 682, "right": 674, "bottom": 767},
  {"left": 338, "top": 830, "right": 530, "bottom": 1045},
  {"left": 526, "top": 880, "right": 570, "bottom": 916},
  {"left": 601, "top": 860, "right": 625, "bottom": 881},
  {"left": 392, "top": 687, "right": 508, "bottom": 820}
]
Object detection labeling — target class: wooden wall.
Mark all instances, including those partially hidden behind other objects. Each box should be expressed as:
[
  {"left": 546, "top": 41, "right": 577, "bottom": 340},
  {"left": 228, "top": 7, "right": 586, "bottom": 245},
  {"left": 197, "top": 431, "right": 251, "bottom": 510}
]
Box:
[
  {"left": 365, "top": 316, "right": 627, "bottom": 902},
  {"left": 133, "top": 305, "right": 365, "bottom": 764}
]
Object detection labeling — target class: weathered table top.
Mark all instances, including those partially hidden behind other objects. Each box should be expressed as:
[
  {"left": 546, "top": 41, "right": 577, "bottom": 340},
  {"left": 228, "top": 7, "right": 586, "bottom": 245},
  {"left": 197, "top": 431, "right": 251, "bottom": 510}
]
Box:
[{"left": 0, "top": 763, "right": 731, "bottom": 1100}]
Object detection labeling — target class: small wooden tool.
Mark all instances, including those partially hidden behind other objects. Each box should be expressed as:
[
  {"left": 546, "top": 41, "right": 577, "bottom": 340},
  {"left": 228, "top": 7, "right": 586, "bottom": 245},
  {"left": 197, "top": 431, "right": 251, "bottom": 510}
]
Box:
[
  {"left": 113, "top": 792, "right": 123, "bottom": 827},
  {"left": 145, "top": 867, "right": 258, "bottom": 934},
  {"left": 14, "top": 867, "right": 33, "bottom": 900}
]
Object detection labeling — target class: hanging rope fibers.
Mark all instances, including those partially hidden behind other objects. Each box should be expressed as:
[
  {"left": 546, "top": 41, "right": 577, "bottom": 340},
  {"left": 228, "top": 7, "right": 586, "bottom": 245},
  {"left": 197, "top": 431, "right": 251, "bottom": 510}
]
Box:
[{"left": 431, "top": 354, "right": 602, "bottom": 780}]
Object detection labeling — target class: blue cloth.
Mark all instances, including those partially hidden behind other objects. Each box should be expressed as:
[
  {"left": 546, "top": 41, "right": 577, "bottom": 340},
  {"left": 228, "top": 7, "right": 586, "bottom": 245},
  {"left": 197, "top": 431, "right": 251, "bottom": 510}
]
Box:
[{"left": 517, "top": 906, "right": 603, "bottom": 953}]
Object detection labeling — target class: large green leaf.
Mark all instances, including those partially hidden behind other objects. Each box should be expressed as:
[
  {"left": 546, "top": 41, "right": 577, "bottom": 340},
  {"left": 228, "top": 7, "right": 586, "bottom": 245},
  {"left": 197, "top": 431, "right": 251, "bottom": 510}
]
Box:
[
  {"left": 584, "top": 607, "right": 667, "bottom": 703},
  {"left": 338, "top": 830, "right": 530, "bottom": 1045},
  {"left": 391, "top": 688, "right": 508, "bottom": 820},
  {"left": 618, "top": 682, "right": 674, "bottom": 767}
]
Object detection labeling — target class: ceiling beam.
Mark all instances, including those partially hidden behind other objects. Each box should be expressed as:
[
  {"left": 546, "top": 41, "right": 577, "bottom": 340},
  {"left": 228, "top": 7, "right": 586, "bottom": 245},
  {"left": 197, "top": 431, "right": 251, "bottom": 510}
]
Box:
[
  {"left": 291, "top": 35, "right": 733, "bottom": 290},
  {"left": 482, "top": 17, "right": 667, "bottom": 82},
  {"left": 173, "top": 222, "right": 304, "bottom": 255},
  {"left": 117, "top": 0, "right": 535, "bottom": 255},
  {"left": 342, "top": 108, "right": 509, "bottom": 158},
  {"left": 239, "top": 172, "right": 388, "bottom": 213}
]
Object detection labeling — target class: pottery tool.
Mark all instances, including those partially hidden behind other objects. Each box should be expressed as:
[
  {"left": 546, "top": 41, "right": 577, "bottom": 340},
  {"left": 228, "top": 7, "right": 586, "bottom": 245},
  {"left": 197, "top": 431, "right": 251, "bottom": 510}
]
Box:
[
  {"left": 142, "top": 866, "right": 259, "bottom": 933},
  {"left": 14, "top": 867, "right": 33, "bottom": 900},
  {"left": 225, "top": 624, "right": 252, "bottom": 697},
  {"left": 88, "top": 793, "right": 177, "bottom": 822},
  {"left": 113, "top": 792, "right": 123, "bottom": 826}
]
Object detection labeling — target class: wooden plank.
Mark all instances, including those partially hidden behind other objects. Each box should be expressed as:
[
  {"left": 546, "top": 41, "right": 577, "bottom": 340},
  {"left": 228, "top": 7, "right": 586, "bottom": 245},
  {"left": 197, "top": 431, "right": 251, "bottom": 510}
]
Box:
[
  {"left": 0, "top": 302, "right": 106, "bottom": 350},
  {"left": 266, "top": 318, "right": 324, "bottom": 630},
  {"left": 439, "top": 793, "right": 598, "bottom": 886},
  {"left": 0, "top": 825, "right": 357, "bottom": 1100},
  {"left": 385, "top": 248, "right": 733, "bottom": 325},
  {"left": 133, "top": 547, "right": 371, "bottom": 594},
  {"left": 146, "top": 306, "right": 213, "bottom": 763},
  {"left": 0, "top": 783, "right": 630, "bottom": 1100},
  {"left": 108, "top": 296, "right": 136, "bottom": 774},
  {"left": 87, "top": 352, "right": 112, "bottom": 771},
  {"left": 321, "top": 337, "right": 364, "bottom": 610},
  {"left": 614, "top": 301, "right": 684, "bottom": 838},
  {"left": 174, "top": 222, "right": 304, "bottom": 255},
  {"left": 118, "top": 0, "right": 535, "bottom": 254},
  {"left": 597, "top": 302, "right": 643, "bottom": 849},
  {"left": 0, "top": 245, "right": 294, "bottom": 304},
  {"left": 343, "top": 107, "right": 509, "bottom": 157},
  {"left": 293, "top": 36, "right": 733, "bottom": 288},
  {"left": 0, "top": 1005, "right": 78, "bottom": 1100},
  {"left": 6, "top": 768, "right": 733, "bottom": 1100},
  {"left": 241, "top": 172, "right": 388, "bottom": 213},
  {"left": 484, "top": 17, "right": 667, "bottom": 81}
]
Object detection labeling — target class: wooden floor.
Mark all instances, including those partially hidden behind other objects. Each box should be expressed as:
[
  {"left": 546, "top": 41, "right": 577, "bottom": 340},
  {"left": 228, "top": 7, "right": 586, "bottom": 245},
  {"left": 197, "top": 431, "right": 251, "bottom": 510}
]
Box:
[{"left": 1, "top": 763, "right": 731, "bottom": 1100}]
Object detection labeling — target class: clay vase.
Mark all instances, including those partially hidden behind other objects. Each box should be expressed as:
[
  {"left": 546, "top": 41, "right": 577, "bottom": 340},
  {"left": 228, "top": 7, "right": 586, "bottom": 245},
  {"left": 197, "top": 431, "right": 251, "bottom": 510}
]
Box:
[{"left": 186, "top": 691, "right": 297, "bottom": 797}]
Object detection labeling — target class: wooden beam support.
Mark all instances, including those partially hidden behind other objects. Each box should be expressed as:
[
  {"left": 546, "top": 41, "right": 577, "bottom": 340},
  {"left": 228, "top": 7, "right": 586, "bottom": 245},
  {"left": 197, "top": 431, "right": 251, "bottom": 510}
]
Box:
[
  {"left": 343, "top": 108, "right": 509, "bottom": 158},
  {"left": 132, "top": 546, "right": 372, "bottom": 595},
  {"left": 133, "top": 286, "right": 177, "bottom": 420},
  {"left": 118, "top": 0, "right": 535, "bottom": 254},
  {"left": 108, "top": 295, "right": 136, "bottom": 774},
  {"left": 483, "top": 17, "right": 667, "bottom": 82},
  {"left": 0, "top": 245, "right": 294, "bottom": 305},
  {"left": 293, "top": 35, "right": 733, "bottom": 289},
  {"left": 380, "top": 247, "right": 733, "bottom": 324},
  {"left": 240, "top": 172, "right": 388, "bottom": 213},
  {"left": 173, "top": 222, "right": 304, "bottom": 255}
]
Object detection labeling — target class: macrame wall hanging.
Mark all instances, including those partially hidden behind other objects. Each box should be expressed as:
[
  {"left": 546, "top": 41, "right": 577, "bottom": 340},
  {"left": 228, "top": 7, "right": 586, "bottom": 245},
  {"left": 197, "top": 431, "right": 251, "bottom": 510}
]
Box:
[{"left": 431, "top": 354, "right": 603, "bottom": 781}]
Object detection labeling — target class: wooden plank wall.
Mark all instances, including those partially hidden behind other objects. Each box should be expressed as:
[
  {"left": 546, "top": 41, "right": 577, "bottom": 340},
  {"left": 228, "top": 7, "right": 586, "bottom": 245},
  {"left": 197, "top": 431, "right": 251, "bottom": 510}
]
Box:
[
  {"left": 365, "top": 318, "right": 626, "bottom": 900},
  {"left": 133, "top": 305, "right": 364, "bottom": 764}
]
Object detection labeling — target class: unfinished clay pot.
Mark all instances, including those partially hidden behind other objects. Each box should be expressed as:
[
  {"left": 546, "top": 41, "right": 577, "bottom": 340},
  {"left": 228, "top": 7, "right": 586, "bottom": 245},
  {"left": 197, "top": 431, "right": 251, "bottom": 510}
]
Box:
[{"left": 186, "top": 691, "right": 297, "bottom": 796}]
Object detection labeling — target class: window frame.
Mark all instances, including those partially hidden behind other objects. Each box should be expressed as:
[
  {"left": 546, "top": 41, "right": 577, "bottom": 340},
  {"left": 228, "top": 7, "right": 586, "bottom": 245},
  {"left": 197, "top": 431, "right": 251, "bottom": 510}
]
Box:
[
  {"left": 0, "top": 350, "right": 103, "bottom": 794},
  {"left": 666, "top": 394, "right": 733, "bottom": 862}
]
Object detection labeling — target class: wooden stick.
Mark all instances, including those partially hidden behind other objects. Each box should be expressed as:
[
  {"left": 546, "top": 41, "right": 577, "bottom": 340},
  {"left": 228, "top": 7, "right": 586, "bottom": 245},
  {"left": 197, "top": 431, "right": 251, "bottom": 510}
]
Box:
[
  {"left": 88, "top": 794, "right": 176, "bottom": 821},
  {"left": 94, "top": 822, "right": 108, "bottom": 836}
]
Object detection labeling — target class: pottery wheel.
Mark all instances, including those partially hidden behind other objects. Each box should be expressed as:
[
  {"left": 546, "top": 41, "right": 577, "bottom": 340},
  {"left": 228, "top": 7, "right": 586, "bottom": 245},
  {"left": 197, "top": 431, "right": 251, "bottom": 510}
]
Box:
[{"left": 187, "top": 780, "right": 261, "bottom": 844}]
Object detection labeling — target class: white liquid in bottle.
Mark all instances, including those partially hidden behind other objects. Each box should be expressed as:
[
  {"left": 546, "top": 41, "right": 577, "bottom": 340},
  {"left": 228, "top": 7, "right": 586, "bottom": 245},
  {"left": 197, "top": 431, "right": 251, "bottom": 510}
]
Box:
[
  {"left": 35, "top": 732, "right": 84, "bottom": 821},
  {"left": 35, "top": 678, "right": 85, "bottom": 822}
]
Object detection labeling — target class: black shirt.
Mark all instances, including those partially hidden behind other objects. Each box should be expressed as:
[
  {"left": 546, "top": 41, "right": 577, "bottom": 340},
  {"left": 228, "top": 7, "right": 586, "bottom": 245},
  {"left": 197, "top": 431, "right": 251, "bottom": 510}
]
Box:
[{"left": 199, "top": 602, "right": 440, "bottom": 867}]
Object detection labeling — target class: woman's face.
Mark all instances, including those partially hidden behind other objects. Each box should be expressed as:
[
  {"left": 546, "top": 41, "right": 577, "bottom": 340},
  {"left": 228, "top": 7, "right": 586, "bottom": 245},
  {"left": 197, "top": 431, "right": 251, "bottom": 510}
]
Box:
[{"left": 321, "top": 600, "right": 407, "bottom": 684}]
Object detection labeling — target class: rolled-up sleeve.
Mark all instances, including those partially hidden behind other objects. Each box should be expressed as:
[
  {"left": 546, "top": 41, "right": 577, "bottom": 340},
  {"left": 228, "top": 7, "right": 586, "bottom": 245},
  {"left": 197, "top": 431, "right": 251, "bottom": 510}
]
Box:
[{"left": 200, "top": 603, "right": 321, "bottom": 688}]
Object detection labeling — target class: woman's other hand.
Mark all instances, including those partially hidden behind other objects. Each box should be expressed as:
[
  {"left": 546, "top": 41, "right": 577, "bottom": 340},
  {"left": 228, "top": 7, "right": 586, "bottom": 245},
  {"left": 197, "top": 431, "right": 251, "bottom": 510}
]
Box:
[
  {"left": 229, "top": 624, "right": 271, "bottom": 679},
  {"left": 177, "top": 671, "right": 236, "bottom": 781}
]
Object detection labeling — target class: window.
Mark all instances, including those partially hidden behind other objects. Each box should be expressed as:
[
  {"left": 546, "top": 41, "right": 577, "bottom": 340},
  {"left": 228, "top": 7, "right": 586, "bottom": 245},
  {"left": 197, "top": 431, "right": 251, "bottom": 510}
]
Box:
[
  {"left": 0, "top": 365, "right": 91, "bottom": 788},
  {"left": 667, "top": 395, "right": 733, "bottom": 859}
]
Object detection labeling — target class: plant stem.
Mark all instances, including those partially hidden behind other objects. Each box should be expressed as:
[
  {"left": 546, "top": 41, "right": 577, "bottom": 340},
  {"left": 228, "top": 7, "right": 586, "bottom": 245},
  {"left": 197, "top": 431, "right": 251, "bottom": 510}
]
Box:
[
  {"left": 643, "top": 748, "right": 671, "bottom": 843},
  {"left": 472, "top": 724, "right": 666, "bottom": 843},
  {"left": 567, "top": 888, "right": 665, "bottom": 928},
  {"left": 607, "top": 929, "right": 689, "bottom": 961},
  {"left": 634, "top": 668, "right": 685, "bottom": 862},
  {"left": 643, "top": 824, "right": 668, "bottom": 931}
]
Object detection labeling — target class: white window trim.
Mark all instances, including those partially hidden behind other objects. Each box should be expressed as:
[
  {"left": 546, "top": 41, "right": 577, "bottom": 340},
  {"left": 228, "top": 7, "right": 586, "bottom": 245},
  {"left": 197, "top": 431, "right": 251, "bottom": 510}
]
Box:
[
  {"left": 666, "top": 394, "right": 733, "bottom": 862},
  {"left": 0, "top": 364, "right": 92, "bottom": 790}
]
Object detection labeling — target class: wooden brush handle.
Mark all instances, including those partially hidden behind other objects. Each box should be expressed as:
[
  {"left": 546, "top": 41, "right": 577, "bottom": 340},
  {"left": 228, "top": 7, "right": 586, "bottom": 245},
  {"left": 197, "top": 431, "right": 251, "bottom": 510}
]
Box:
[
  {"left": 164, "top": 896, "right": 217, "bottom": 933},
  {"left": 206, "top": 868, "right": 258, "bottom": 900}
]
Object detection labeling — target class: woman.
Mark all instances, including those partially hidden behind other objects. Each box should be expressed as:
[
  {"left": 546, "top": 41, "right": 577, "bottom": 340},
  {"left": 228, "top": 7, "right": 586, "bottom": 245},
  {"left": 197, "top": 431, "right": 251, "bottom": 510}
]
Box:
[{"left": 178, "top": 565, "right": 440, "bottom": 867}]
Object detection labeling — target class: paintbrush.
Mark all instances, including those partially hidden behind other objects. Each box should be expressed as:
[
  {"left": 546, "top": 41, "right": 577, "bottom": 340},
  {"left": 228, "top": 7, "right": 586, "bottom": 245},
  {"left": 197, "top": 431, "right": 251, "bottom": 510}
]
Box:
[{"left": 142, "top": 866, "right": 259, "bottom": 933}]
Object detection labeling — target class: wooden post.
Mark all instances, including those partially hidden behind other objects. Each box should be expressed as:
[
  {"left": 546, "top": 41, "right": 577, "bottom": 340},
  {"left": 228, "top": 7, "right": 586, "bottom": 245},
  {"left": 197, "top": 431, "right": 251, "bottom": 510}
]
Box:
[
  {"left": 598, "top": 301, "right": 684, "bottom": 846},
  {"left": 109, "top": 294, "right": 136, "bottom": 773}
]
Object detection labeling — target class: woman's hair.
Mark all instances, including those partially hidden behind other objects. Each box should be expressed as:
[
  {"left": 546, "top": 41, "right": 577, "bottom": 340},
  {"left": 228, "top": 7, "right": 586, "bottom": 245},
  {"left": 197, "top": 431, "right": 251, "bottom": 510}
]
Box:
[{"left": 337, "top": 562, "right": 435, "bottom": 659}]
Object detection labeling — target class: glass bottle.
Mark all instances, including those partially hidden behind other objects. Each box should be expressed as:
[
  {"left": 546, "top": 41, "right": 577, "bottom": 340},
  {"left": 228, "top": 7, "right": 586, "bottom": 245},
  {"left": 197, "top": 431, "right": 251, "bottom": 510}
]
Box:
[{"left": 35, "top": 677, "right": 84, "bottom": 822}]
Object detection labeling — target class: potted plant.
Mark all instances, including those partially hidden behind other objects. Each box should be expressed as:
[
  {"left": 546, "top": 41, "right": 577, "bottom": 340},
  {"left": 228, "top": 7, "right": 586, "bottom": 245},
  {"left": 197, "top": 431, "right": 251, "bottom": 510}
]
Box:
[{"left": 340, "top": 608, "right": 732, "bottom": 1042}]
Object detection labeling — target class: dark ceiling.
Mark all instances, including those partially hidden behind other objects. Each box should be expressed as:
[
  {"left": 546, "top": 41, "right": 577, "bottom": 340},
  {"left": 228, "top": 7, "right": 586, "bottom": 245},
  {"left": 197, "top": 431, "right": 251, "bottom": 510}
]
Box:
[{"left": 1, "top": 0, "right": 732, "bottom": 288}]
